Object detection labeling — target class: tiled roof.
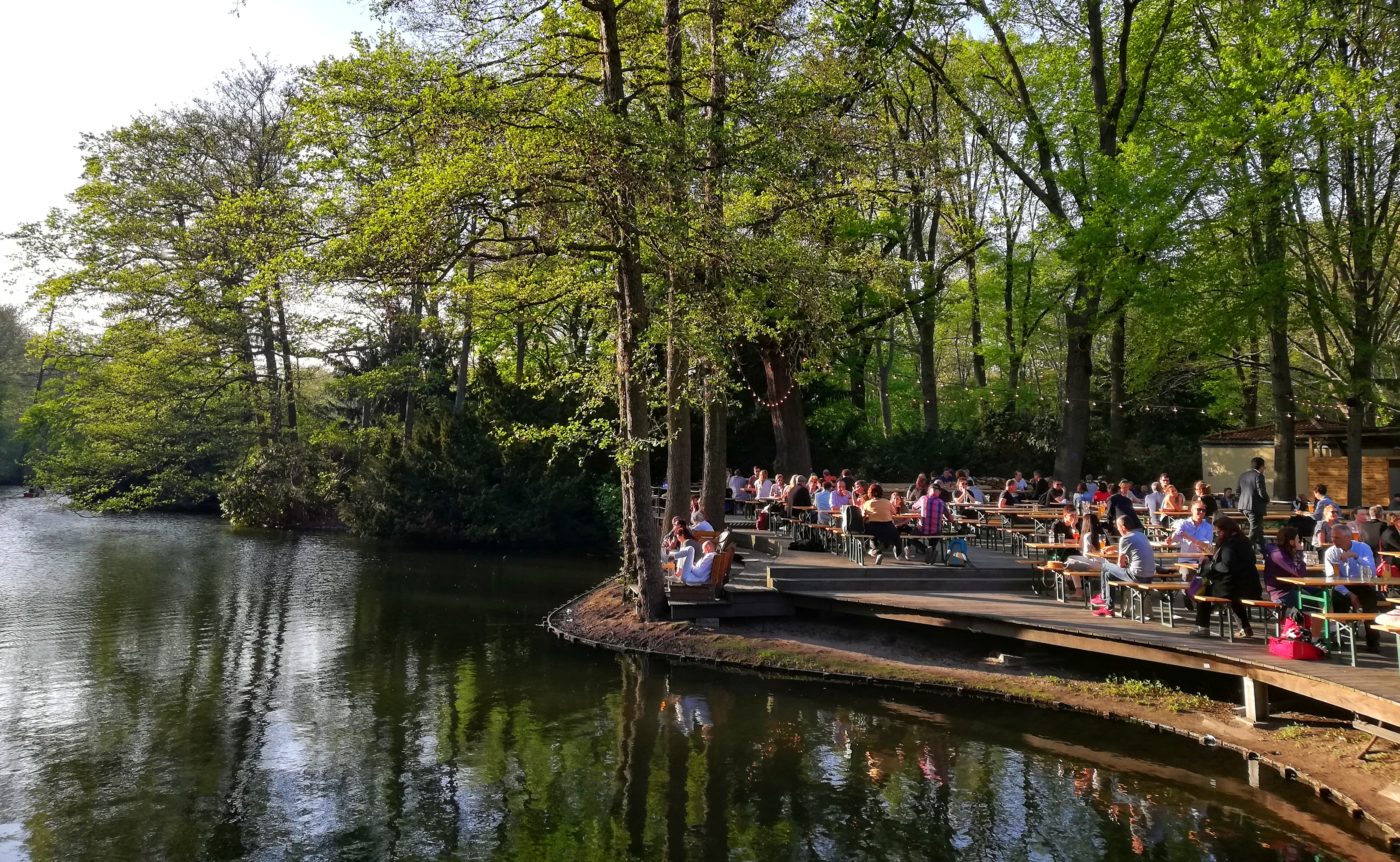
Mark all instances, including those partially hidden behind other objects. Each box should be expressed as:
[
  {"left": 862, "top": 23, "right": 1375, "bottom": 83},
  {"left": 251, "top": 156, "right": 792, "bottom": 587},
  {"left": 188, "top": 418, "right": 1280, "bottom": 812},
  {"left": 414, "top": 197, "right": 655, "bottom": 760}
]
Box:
[{"left": 1203, "top": 419, "right": 1349, "bottom": 444}]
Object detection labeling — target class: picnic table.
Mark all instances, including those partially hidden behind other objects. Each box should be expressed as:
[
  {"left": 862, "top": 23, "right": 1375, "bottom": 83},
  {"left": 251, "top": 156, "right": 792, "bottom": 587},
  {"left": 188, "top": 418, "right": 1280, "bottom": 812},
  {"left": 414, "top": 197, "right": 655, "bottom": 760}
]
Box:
[{"left": 1277, "top": 575, "right": 1400, "bottom": 640}]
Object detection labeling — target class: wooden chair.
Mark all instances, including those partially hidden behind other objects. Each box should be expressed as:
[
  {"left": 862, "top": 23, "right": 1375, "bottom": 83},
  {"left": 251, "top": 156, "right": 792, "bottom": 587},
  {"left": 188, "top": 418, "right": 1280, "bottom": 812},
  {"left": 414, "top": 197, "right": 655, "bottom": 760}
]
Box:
[{"left": 668, "top": 545, "right": 737, "bottom": 603}]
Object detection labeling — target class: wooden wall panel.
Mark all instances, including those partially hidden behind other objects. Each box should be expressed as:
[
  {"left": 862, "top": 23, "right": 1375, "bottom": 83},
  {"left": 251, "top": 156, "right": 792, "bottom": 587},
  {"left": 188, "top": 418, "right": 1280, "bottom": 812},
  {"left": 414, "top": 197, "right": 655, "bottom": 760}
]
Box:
[{"left": 1307, "top": 456, "right": 1390, "bottom": 506}]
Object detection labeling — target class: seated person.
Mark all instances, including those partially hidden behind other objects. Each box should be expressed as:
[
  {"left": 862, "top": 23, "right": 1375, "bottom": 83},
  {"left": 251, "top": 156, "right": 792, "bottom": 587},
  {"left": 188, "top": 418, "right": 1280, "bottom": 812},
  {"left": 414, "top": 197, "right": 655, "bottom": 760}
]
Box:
[
  {"left": 1143, "top": 481, "right": 1166, "bottom": 525},
  {"left": 1063, "top": 512, "right": 1107, "bottom": 599},
  {"left": 1324, "top": 524, "right": 1381, "bottom": 652},
  {"left": 1312, "top": 504, "right": 1340, "bottom": 547},
  {"left": 860, "top": 483, "right": 901, "bottom": 565},
  {"left": 1193, "top": 481, "right": 1218, "bottom": 517},
  {"left": 669, "top": 539, "right": 718, "bottom": 586},
  {"left": 1172, "top": 501, "right": 1214, "bottom": 566},
  {"left": 1188, "top": 516, "right": 1260, "bottom": 638},
  {"left": 1105, "top": 480, "right": 1138, "bottom": 531},
  {"left": 829, "top": 479, "right": 854, "bottom": 514},
  {"left": 1354, "top": 506, "right": 1383, "bottom": 552},
  {"left": 785, "top": 478, "right": 813, "bottom": 518},
  {"left": 1047, "top": 505, "right": 1079, "bottom": 564},
  {"left": 1039, "top": 481, "right": 1067, "bottom": 506},
  {"left": 814, "top": 481, "right": 835, "bottom": 525},
  {"left": 997, "top": 479, "right": 1021, "bottom": 508},
  {"left": 734, "top": 480, "right": 755, "bottom": 502},
  {"left": 1093, "top": 515, "right": 1155, "bottom": 617},
  {"left": 691, "top": 509, "right": 714, "bottom": 532},
  {"left": 1261, "top": 526, "right": 1324, "bottom": 641},
  {"left": 663, "top": 522, "right": 702, "bottom": 556}
]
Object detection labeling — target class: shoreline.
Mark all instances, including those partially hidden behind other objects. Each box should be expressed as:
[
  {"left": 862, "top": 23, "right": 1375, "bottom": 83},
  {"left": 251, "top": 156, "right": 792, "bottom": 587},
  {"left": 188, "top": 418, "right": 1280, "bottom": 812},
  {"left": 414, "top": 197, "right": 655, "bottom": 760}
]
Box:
[{"left": 548, "top": 578, "right": 1400, "bottom": 854}]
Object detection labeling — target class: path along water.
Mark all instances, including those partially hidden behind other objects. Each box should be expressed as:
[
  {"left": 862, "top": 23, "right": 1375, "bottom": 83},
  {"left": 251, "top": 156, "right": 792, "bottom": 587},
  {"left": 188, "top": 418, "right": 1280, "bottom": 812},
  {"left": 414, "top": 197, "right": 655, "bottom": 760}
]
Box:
[{"left": 0, "top": 489, "right": 1386, "bottom": 860}]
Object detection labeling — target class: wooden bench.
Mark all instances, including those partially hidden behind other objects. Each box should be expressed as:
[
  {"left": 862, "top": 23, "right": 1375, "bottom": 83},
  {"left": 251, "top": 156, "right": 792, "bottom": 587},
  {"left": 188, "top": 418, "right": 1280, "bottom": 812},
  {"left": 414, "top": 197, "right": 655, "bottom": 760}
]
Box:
[
  {"left": 667, "top": 545, "right": 736, "bottom": 602},
  {"left": 1313, "top": 612, "right": 1380, "bottom": 667},
  {"left": 1240, "top": 598, "right": 1284, "bottom": 637},
  {"left": 1191, "top": 595, "right": 1239, "bottom": 640},
  {"left": 1119, "top": 582, "right": 1190, "bottom": 627}
]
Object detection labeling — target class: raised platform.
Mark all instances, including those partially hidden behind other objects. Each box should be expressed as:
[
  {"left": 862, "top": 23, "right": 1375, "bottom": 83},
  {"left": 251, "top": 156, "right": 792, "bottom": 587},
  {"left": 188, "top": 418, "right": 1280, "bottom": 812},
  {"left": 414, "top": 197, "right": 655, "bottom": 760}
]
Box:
[{"left": 668, "top": 527, "right": 1400, "bottom": 727}]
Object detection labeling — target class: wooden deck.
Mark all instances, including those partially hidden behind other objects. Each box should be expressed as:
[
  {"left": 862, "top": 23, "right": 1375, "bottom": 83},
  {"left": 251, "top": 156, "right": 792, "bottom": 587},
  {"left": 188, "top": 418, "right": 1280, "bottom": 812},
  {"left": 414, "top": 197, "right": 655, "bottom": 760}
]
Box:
[
  {"left": 696, "top": 529, "right": 1400, "bottom": 725},
  {"left": 782, "top": 587, "right": 1400, "bottom": 725}
]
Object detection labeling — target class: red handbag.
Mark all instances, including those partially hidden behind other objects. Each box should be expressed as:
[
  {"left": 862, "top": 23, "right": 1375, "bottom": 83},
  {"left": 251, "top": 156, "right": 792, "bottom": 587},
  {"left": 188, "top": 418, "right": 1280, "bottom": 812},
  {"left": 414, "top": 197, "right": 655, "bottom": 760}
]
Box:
[{"left": 1268, "top": 636, "right": 1326, "bottom": 661}]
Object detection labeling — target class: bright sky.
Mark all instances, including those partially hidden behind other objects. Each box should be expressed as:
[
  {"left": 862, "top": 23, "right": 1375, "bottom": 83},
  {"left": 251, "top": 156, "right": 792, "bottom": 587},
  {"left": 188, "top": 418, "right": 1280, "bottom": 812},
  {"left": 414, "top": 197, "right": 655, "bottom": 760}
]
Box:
[{"left": 0, "top": 0, "right": 379, "bottom": 308}]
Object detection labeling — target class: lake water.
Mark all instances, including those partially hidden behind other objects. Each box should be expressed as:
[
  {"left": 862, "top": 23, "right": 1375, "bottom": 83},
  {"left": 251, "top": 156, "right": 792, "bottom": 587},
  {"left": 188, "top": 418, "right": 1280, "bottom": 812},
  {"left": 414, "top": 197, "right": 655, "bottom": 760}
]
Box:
[{"left": 0, "top": 489, "right": 1384, "bottom": 860}]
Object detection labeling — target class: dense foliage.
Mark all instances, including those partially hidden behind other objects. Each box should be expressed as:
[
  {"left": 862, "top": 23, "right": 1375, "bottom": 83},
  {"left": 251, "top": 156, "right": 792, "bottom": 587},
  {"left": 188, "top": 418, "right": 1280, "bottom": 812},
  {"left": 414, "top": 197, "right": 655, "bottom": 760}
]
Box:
[{"left": 4, "top": 0, "right": 1399, "bottom": 604}]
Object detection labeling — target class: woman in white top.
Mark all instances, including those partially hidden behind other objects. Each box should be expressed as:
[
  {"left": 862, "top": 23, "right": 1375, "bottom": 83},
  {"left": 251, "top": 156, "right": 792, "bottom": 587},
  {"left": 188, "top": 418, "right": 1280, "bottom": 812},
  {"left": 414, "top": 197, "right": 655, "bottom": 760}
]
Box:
[{"left": 756, "top": 470, "right": 773, "bottom": 499}]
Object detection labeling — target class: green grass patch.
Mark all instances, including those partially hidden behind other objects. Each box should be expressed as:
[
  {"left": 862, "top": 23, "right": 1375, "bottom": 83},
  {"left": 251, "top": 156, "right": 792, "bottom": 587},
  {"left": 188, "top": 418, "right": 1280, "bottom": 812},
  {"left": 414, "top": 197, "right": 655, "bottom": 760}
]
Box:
[{"left": 1098, "top": 676, "right": 1216, "bottom": 713}]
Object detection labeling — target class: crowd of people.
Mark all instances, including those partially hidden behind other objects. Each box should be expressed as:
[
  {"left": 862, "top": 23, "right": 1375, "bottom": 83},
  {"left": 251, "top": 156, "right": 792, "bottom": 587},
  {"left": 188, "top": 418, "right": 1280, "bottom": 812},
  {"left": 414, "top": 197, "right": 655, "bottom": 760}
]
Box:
[{"left": 662, "top": 459, "right": 1400, "bottom": 649}]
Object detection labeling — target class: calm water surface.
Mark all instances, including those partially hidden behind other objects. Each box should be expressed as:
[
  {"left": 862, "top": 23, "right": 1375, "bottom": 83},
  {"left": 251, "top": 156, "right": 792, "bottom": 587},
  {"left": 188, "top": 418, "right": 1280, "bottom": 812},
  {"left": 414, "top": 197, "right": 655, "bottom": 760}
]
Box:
[{"left": 0, "top": 490, "right": 1383, "bottom": 860}]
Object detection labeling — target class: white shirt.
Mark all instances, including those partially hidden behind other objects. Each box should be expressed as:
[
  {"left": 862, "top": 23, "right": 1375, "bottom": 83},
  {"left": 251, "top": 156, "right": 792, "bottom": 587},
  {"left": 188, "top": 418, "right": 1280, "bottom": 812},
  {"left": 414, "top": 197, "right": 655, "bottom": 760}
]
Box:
[
  {"left": 1172, "top": 518, "right": 1214, "bottom": 563},
  {"left": 758, "top": 479, "right": 774, "bottom": 499},
  {"left": 1324, "top": 542, "right": 1376, "bottom": 596}
]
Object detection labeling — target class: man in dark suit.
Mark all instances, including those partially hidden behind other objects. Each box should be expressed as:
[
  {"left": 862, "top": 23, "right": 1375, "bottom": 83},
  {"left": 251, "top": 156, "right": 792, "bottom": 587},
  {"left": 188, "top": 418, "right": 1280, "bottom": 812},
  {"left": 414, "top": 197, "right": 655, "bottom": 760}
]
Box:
[{"left": 1236, "top": 456, "right": 1269, "bottom": 549}]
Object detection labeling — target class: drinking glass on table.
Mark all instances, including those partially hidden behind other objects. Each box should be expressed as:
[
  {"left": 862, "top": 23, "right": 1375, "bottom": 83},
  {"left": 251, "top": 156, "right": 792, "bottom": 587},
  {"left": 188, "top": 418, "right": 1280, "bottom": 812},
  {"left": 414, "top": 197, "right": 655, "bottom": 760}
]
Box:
[{"left": 1303, "top": 550, "right": 1318, "bottom": 566}]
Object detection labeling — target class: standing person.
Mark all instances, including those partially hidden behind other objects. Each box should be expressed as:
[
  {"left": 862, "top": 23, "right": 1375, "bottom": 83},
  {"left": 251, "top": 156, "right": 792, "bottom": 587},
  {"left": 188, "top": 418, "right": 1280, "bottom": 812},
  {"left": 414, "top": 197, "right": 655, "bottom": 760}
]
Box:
[
  {"left": 1188, "top": 516, "right": 1260, "bottom": 639},
  {"left": 1323, "top": 525, "right": 1381, "bottom": 653},
  {"left": 1236, "top": 456, "right": 1269, "bottom": 550},
  {"left": 728, "top": 468, "right": 748, "bottom": 499},
  {"left": 1311, "top": 484, "right": 1336, "bottom": 520},
  {"left": 1093, "top": 515, "right": 1156, "bottom": 618},
  {"left": 860, "top": 483, "right": 900, "bottom": 566}
]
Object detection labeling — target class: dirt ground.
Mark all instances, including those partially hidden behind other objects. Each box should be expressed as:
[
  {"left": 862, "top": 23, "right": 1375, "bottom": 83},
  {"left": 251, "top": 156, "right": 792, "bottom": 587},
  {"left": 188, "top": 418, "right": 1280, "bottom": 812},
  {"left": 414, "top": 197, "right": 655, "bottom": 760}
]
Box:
[{"left": 552, "top": 580, "right": 1400, "bottom": 847}]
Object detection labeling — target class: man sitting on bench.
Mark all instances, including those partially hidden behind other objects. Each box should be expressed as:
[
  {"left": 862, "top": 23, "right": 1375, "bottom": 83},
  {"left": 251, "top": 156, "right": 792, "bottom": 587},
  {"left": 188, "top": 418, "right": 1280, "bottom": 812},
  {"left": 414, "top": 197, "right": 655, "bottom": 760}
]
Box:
[
  {"left": 1324, "top": 524, "right": 1382, "bottom": 653},
  {"left": 669, "top": 539, "right": 718, "bottom": 585},
  {"left": 1093, "top": 514, "right": 1155, "bottom": 618}
]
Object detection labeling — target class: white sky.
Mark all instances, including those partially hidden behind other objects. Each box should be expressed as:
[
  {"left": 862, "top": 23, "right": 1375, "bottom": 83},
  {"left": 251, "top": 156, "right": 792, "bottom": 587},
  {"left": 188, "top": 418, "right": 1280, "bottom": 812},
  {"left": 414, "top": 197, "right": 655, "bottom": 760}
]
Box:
[{"left": 0, "top": 0, "right": 379, "bottom": 308}]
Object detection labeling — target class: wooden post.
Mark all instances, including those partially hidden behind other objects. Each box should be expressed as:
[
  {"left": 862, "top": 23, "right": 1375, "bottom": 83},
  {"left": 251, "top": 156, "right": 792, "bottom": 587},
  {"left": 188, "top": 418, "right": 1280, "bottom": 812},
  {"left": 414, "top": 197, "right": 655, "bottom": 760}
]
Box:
[{"left": 1243, "top": 678, "right": 1270, "bottom": 723}]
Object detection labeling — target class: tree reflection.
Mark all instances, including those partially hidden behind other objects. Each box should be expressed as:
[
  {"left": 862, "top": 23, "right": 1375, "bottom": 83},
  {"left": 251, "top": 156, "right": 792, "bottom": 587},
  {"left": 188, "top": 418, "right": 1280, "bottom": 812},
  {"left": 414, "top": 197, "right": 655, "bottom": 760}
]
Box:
[{"left": 0, "top": 516, "right": 1372, "bottom": 861}]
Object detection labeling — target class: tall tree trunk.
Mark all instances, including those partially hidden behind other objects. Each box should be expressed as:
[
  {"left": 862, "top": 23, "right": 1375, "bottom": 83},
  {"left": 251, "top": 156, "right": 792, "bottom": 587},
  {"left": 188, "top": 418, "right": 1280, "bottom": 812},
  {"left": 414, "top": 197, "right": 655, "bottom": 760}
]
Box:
[
  {"left": 272, "top": 284, "right": 297, "bottom": 434},
  {"left": 759, "top": 340, "right": 812, "bottom": 476},
  {"left": 1054, "top": 301, "right": 1094, "bottom": 484},
  {"left": 701, "top": 373, "right": 727, "bottom": 530},
  {"left": 1003, "top": 232, "right": 1020, "bottom": 397},
  {"left": 514, "top": 318, "right": 526, "bottom": 380},
  {"left": 968, "top": 258, "right": 986, "bottom": 388},
  {"left": 877, "top": 321, "right": 895, "bottom": 436},
  {"left": 914, "top": 311, "right": 939, "bottom": 433},
  {"left": 849, "top": 341, "right": 870, "bottom": 412},
  {"left": 256, "top": 284, "right": 283, "bottom": 433},
  {"left": 1259, "top": 135, "right": 1297, "bottom": 499},
  {"left": 453, "top": 289, "right": 473, "bottom": 415},
  {"left": 696, "top": 0, "right": 728, "bottom": 532},
  {"left": 661, "top": 0, "right": 692, "bottom": 530},
  {"left": 1106, "top": 311, "right": 1126, "bottom": 476},
  {"left": 595, "top": 0, "right": 664, "bottom": 620}
]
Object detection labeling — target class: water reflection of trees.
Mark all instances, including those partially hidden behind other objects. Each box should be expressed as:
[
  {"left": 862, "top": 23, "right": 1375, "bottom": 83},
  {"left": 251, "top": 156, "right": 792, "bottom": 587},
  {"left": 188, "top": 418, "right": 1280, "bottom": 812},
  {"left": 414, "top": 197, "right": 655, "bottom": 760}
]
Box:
[{"left": 0, "top": 523, "right": 1366, "bottom": 861}]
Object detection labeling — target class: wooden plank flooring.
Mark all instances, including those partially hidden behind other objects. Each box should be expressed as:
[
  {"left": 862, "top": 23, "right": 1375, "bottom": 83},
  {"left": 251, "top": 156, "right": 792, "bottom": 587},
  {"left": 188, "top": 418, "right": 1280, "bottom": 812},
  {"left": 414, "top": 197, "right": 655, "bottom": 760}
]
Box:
[{"left": 738, "top": 526, "right": 1400, "bottom": 721}]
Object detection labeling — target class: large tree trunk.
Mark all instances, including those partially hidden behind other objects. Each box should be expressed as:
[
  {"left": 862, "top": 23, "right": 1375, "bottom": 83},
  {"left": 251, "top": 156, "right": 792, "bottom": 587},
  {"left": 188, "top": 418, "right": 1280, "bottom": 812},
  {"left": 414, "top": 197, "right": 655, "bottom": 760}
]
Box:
[
  {"left": 1259, "top": 136, "right": 1296, "bottom": 499},
  {"left": 914, "top": 310, "right": 939, "bottom": 433},
  {"left": 968, "top": 257, "right": 986, "bottom": 388},
  {"left": 701, "top": 371, "right": 728, "bottom": 529},
  {"left": 1106, "top": 311, "right": 1126, "bottom": 476},
  {"left": 596, "top": 0, "right": 664, "bottom": 620},
  {"left": 256, "top": 285, "right": 283, "bottom": 433},
  {"left": 453, "top": 290, "right": 473, "bottom": 415},
  {"left": 1054, "top": 305, "right": 1094, "bottom": 484},
  {"left": 272, "top": 283, "right": 297, "bottom": 434},
  {"left": 877, "top": 321, "right": 894, "bottom": 436},
  {"left": 760, "top": 340, "right": 812, "bottom": 476},
  {"left": 696, "top": 0, "right": 728, "bottom": 531},
  {"left": 660, "top": 0, "right": 692, "bottom": 530}
]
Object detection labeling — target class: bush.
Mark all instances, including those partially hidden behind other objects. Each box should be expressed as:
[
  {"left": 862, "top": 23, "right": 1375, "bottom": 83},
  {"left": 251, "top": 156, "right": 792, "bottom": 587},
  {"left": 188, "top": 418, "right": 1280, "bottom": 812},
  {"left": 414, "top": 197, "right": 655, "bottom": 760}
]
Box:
[{"left": 221, "top": 438, "right": 340, "bottom": 529}]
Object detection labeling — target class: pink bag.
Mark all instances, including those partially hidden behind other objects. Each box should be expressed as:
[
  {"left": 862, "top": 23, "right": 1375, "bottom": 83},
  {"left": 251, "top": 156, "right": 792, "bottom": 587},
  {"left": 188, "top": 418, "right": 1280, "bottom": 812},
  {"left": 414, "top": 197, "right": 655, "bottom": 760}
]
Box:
[{"left": 1268, "top": 636, "right": 1325, "bottom": 661}]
